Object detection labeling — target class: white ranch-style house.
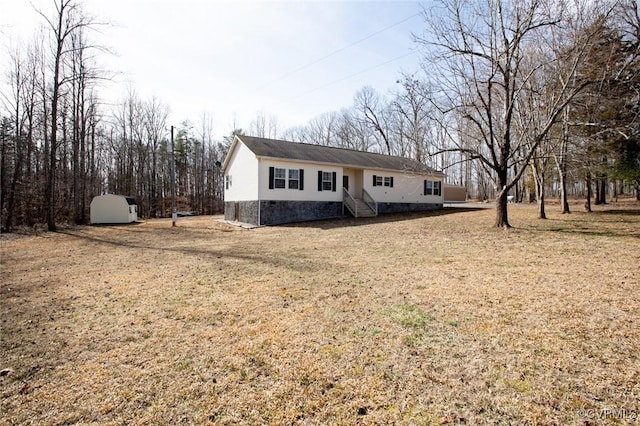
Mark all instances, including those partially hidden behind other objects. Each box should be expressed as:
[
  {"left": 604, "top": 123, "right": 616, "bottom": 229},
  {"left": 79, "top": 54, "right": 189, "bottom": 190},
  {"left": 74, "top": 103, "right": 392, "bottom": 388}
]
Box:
[{"left": 222, "top": 136, "right": 445, "bottom": 226}]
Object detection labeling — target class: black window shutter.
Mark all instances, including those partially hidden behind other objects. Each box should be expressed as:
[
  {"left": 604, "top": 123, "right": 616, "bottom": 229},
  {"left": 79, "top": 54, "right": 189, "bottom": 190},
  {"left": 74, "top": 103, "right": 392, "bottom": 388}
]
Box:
[
  {"left": 318, "top": 171, "right": 323, "bottom": 191},
  {"left": 390, "top": 177, "right": 394, "bottom": 188},
  {"left": 373, "top": 175, "right": 377, "bottom": 186},
  {"left": 299, "top": 169, "right": 304, "bottom": 190},
  {"left": 332, "top": 172, "right": 337, "bottom": 192},
  {"left": 423, "top": 180, "right": 427, "bottom": 195},
  {"left": 269, "top": 167, "right": 275, "bottom": 189}
]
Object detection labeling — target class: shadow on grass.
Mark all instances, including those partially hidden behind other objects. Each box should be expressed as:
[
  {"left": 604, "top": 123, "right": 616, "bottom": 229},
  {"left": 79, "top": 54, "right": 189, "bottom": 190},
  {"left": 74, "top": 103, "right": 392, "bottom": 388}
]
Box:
[
  {"left": 279, "top": 207, "right": 487, "bottom": 230},
  {"left": 539, "top": 226, "right": 639, "bottom": 239},
  {"left": 593, "top": 209, "right": 640, "bottom": 217},
  {"left": 89, "top": 221, "right": 144, "bottom": 227},
  {"left": 57, "top": 227, "right": 327, "bottom": 274},
  {"left": 527, "top": 208, "right": 640, "bottom": 239}
]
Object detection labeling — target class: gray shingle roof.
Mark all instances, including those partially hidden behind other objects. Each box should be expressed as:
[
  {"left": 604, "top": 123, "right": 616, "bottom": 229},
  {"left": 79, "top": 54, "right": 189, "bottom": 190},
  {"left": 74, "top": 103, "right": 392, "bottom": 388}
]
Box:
[{"left": 236, "top": 136, "right": 442, "bottom": 175}]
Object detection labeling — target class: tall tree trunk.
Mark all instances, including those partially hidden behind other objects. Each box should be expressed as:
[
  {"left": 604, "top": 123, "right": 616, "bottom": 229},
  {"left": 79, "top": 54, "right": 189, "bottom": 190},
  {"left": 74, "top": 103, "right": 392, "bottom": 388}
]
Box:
[
  {"left": 558, "top": 163, "right": 570, "bottom": 214},
  {"left": 46, "top": 90, "right": 59, "bottom": 232},
  {"left": 89, "top": 112, "right": 96, "bottom": 199},
  {"left": 556, "top": 111, "right": 570, "bottom": 214},
  {"left": 79, "top": 98, "right": 88, "bottom": 224},
  {"left": 5, "top": 87, "right": 25, "bottom": 232},
  {"left": 530, "top": 157, "right": 547, "bottom": 220},
  {"left": 585, "top": 171, "right": 593, "bottom": 212},
  {"left": 495, "top": 189, "right": 510, "bottom": 228},
  {"left": 514, "top": 161, "right": 521, "bottom": 203},
  {"left": 598, "top": 178, "right": 607, "bottom": 205},
  {"left": 72, "top": 79, "right": 81, "bottom": 224},
  {"left": 151, "top": 150, "right": 157, "bottom": 217},
  {"left": 41, "top": 63, "right": 50, "bottom": 223},
  {"left": 46, "top": 1, "right": 71, "bottom": 232},
  {"left": 494, "top": 166, "right": 511, "bottom": 228},
  {"left": 0, "top": 121, "right": 9, "bottom": 231},
  {"left": 4, "top": 53, "right": 24, "bottom": 232},
  {"left": 6, "top": 131, "right": 23, "bottom": 232},
  {"left": 536, "top": 172, "right": 547, "bottom": 219}
]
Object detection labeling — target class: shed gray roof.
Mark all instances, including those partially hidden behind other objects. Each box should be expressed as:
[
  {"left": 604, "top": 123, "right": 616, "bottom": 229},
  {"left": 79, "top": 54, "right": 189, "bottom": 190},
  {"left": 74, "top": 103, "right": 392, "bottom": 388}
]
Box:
[{"left": 236, "top": 136, "right": 442, "bottom": 175}]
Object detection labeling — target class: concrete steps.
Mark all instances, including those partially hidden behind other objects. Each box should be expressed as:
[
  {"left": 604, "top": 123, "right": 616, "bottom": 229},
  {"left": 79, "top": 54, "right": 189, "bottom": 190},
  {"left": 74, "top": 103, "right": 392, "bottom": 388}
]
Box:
[{"left": 345, "top": 198, "right": 377, "bottom": 218}]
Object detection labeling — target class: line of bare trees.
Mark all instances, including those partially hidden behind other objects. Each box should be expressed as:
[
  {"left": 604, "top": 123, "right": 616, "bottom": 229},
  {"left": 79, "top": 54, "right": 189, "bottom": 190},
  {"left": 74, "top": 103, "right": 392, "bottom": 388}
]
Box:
[
  {"left": 0, "top": 1, "right": 227, "bottom": 232},
  {"left": 417, "top": 0, "right": 640, "bottom": 226},
  {"left": 2, "top": 0, "right": 639, "bottom": 231},
  {"left": 278, "top": 77, "right": 473, "bottom": 188},
  {"left": 273, "top": 0, "right": 640, "bottom": 227}
]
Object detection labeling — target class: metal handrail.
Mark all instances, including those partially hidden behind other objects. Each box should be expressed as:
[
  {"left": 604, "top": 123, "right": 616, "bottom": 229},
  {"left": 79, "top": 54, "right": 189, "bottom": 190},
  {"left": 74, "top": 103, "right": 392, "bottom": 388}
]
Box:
[
  {"left": 343, "top": 188, "right": 357, "bottom": 216},
  {"left": 362, "top": 189, "right": 377, "bottom": 215}
]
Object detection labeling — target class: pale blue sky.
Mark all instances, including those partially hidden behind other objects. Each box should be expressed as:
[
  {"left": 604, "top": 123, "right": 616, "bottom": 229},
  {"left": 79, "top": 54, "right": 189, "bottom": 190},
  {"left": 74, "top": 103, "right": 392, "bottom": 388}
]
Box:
[{"left": 1, "top": 0, "right": 427, "bottom": 139}]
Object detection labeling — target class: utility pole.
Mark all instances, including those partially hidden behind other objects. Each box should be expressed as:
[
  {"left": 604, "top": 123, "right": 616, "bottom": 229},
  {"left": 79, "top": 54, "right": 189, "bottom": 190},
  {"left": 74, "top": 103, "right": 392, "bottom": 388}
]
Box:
[{"left": 171, "top": 125, "right": 177, "bottom": 227}]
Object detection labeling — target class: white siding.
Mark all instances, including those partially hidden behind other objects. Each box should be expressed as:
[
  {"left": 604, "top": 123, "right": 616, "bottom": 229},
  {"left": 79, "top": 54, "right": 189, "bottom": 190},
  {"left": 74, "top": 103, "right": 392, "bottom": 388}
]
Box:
[
  {"left": 224, "top": 141, "right": 259, "bottom": 201},
  {"left": 363, "top": 170, "right": 443, "bottom": 203},
  {"left": 258, "top": 160, "right": 342, "bottom": 201}
]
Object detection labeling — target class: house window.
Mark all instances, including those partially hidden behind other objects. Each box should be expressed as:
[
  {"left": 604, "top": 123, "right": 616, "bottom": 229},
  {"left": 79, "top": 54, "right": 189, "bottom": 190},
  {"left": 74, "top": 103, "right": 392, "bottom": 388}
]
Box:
[
  {"left": 269, "top": 167, "right": 304, "bottom": 190},
  {"left": 322, "top": 172, "right": 333, "bottom": 191},
  {"left": 373, "top": 175, "right": 393, "bottom": 188},
  {"left": 225, "top": 175, "right": 232, "bottom": 190},
  {"left": 288, "top": 169, "right": 299, "bottom": 189},
  {"left": 317, "top": 170, "right": 337, "bottom": 192},
  {"left": 274, "top": 168, "right": 286, "bottom": 188},
  {"left": 424, "top": 180, "right": 442, "bottom": 196}
]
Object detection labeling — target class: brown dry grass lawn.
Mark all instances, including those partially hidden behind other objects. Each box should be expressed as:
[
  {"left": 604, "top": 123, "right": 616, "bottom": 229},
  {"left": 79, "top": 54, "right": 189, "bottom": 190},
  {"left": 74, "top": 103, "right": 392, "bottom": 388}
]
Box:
[{"left": 1, "top": 201, "right": 639, "bottom": 425}]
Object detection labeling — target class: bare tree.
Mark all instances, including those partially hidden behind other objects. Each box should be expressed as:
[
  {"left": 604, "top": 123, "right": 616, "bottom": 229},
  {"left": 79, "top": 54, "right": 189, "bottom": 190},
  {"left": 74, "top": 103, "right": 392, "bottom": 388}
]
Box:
[
  {"left": 392, "top": 74, "right": 434, "bottom": 164},
  {"left": 0, "top": 2, "right": 236, "bottom": 229},
  {"left": 354, "top": 86, "right": 392, "bottom": 155},
  {"left": 1, "top": 46, "right": 28, "bottom": 231},
  {"left": 37, "top": 0, "right": 97, "bottom": 231},
  {"left": 250, "top": 111, "right": 279, "bottom": 139},
  {"left": 143, "top": 96, "right": 168, "bottom": 217},
  {"left": 68, "top": 26, "right": 102, "bottom": 224},
  {"left": 416, "top": 0, "right": 606, "bottom": 227},
  {"left": 305, "top": 112, "right": 337, "bottom": 146},
  {"left": 562, "top": 0, "right": 640, "bottom": 208},
  {"left": 554, "top": 107, "right": 572, "bottom": 213}
]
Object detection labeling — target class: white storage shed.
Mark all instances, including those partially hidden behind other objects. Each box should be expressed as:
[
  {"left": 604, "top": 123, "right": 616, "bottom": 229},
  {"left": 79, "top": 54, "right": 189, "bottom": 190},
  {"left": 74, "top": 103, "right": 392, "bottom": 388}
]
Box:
[{"left": 90, "top": 194, "right": 138, "bottom": 224}]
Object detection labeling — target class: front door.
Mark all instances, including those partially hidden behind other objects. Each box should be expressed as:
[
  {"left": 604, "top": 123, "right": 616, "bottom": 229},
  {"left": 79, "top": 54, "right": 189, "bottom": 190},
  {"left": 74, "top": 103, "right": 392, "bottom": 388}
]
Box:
[{"left": 343, "top": 175, "right": 349, "bottom": 191}]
